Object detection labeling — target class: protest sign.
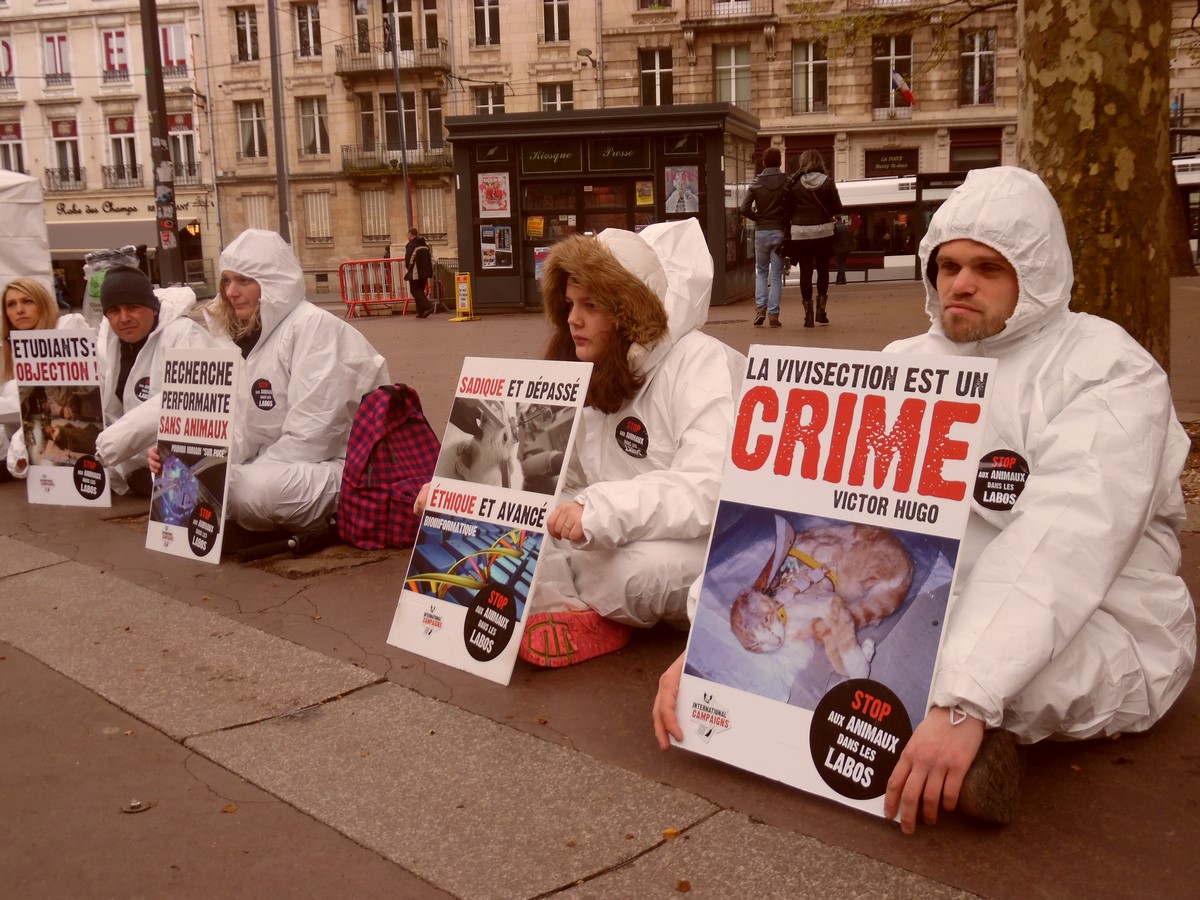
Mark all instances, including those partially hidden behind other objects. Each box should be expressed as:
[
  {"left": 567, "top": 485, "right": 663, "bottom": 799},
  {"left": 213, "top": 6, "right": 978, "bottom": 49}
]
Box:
[
  {"left": 12, "top": 328, "right": 109, "bottom": 506},
  {"left": 675, "top": 345, "right": 995, "bottom": 818},
  {"left": 145, "top": 347, "right": 240, "bottom": 563},
  {"left": 388, "top": 357, "right": 591, "bottom": 685}
]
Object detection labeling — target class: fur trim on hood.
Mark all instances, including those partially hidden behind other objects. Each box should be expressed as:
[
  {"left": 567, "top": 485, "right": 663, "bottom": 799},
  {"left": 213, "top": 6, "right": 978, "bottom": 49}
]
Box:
[{"left": 541, "top": 231, "right": 669, "bottom": 349}]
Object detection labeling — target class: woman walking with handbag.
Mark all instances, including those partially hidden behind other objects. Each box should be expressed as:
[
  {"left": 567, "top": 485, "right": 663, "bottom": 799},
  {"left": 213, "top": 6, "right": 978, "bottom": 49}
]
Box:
[{"left": 784, "top": 150, "right": 844, "bottom": 327}]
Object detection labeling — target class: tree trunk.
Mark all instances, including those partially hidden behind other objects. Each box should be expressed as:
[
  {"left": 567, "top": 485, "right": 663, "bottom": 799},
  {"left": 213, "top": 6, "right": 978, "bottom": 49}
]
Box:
[{"left": 1018, "top": 0, "right": 1173, "bottom": 372}]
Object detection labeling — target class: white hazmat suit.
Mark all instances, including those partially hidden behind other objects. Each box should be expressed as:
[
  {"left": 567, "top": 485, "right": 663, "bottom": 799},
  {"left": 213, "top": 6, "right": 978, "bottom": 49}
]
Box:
[
  {"left": 886, "top": 167, "right": 1195, "bottom": 741},
  {"left": 94, "top": 287, "right": 212, "bottom": 493},
  {"left": 537, "top": 219, "right": 746, "bottom": 627},
  {"left": 211, "top": 230, "right": 390, "bottom": 533}
]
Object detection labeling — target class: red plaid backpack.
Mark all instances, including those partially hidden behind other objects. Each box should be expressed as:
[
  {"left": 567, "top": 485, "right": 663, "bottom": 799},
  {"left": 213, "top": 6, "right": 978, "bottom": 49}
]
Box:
[{"left": 337, "top": 384, "right": 441, "bottom": 549}]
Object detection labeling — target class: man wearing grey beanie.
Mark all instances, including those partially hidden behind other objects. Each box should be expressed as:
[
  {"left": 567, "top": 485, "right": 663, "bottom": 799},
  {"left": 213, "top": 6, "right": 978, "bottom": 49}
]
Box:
[{"left": 93, "top": 266, "right": 213, "bottom": 494}]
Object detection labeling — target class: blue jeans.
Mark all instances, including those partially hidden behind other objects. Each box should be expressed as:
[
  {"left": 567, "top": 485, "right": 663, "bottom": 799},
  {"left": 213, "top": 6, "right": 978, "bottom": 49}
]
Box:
[{"left": 754, "top": 228, "right": 785, "bottom": 316}]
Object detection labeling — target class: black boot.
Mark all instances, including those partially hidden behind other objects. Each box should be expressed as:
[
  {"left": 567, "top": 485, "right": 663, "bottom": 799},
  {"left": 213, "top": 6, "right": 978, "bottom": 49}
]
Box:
[
  {"left": 816, "top": 294, "right": 829, "bottom": 325},
  {"left": 803, "top": 299, "right": 815, "bottom": 328}
]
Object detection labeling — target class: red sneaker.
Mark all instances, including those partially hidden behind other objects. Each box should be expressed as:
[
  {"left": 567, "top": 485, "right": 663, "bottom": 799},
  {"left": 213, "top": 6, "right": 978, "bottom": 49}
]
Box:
[{"left": 518, "top": 610, "right": 632, "bottom": 668}]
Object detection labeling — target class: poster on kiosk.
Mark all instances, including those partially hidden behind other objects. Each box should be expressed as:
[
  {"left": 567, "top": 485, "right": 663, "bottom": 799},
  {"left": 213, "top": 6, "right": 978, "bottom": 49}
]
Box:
[
  {"left": 674, "top": 345, "right": 996, "bottom": 819},
  {"left": 12, "top": 328, "right": 110, "bottom": 507},
  {"left": 145, "top": 346, "right": 240, "bottom": 564},
  {"left": 388, "top": 356, "right": 592, "bottom": 685}
]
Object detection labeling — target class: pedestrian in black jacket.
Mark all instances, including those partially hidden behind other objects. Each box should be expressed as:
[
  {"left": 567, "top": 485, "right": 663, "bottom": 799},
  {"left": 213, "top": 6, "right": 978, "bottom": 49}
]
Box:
[
  {"left": 404, "top": 228, "right": 435, "bottom": 318},
  {"left": 785, "top": 150, "right": 843, "bottom": 327},
  {"left": 738, "top": 147, "right": 790, "bottom": 327}
]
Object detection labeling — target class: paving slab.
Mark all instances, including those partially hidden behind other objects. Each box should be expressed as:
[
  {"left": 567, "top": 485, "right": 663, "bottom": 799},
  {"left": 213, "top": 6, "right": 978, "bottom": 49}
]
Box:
[
  {"left": 0, "top": 534, "right": 68, "bottom": 577},
  {"left": 0, "top": 642, "right": 450, "bottom": 900},
  {"left": 188, "top": 682, "right": 718, "bottom": 900},
  {"left": 0, "top": 559, "right": 379, "bottom": 739},
  {"left": 560, "top": 808, "right": 975, "bottom": 900}
]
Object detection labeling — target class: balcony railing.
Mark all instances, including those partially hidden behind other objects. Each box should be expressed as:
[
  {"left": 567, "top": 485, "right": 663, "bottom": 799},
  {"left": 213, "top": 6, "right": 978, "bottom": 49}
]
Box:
[
  {"left": 45, "top": 167, "right": 86, "bottom": 192},
  {"left": 334, "top": 38, "right": 450, "bottom": 76},
  {"left": 44, "top": 72, "right": 72, "bottom": 88},
  {"left": 102, "top": 68, "right": 130, "bottom": 84},
  {"left": 102, "top": 164, "right": 143, "bottom": 189},
  {"left": 793, "top": 98, "right": 828, "bottom": 115},
  {"left": 173, "top": 161, "right": 203, "bottom": 186},
  {"left": 341, "top": 141, "right": 451, "bottom": 173},
  {"left": 0, "top": 76, "right": 14, "bottom": 90},
  {"left": 684, "top": 0, "right": 774, "bottom": 18},
  {"left": 873, "top": 105, "right": 913, "bottom": 121},
  {"left": 163, "top": 64, "right": 189, "bottom": 80}
]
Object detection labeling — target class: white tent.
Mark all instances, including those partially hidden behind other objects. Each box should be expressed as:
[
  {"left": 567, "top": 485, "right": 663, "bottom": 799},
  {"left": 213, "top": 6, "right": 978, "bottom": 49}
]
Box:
[{"left": 0, "top": 170, "right": 53, "bottom": 297}]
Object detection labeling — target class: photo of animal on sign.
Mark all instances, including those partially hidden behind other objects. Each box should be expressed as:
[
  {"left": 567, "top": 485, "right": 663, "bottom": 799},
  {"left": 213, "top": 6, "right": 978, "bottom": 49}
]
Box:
[
  {"left": 687, "top": 503, "right": 958, "bottom": 720},
  {"left": 435, "top": 396, "right": 574, "bottom": 495}
]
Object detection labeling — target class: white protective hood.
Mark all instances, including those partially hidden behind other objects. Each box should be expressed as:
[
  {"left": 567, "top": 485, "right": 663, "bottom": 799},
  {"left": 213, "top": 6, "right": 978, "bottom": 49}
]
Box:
[
  {"left": 214, "top": 229, "right": 305, "bottom": 342},
  {"left": 917, "top": 166, "right": 1073, "bottom": 350},
  {"left": 596, "top": 217, "right": 715, "bottom": 377}
]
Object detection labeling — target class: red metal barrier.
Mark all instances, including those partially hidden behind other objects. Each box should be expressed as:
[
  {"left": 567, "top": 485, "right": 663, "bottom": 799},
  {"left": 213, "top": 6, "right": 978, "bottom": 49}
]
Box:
[{"left": 339, "top": 258, "right": 412, "bottom": 318}]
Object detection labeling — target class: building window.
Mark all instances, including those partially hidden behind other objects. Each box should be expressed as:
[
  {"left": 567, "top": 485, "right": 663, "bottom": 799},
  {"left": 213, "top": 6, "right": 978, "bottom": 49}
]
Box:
[
  {"left": 237, "top": 100, "right": 268, "bottom": 158},
  {"left": 244, "top": 193, "right": 271, "bottom": 231},
  {"left": 234, "top": 8, "right": 259, "bottom": 63},
  {"left": 414, "top": 185, "right": 445, "bottom": 236},
  {"left": 638, "top": 0, "right": 672, "bottom": 8},
  {"left": 169, "top": 116, "right": 199, "bottom": 184},
  {"left": 354, "top": 0, "right": 370, "bottom": 53},
  {"left": 304, "top": 192, "right": 333, "bottom": 244},
  {"left": 715, "top": 44, "right": 751, "bottom": 110},
  {"left": 474, "top": 0, "right": 500, "bottom": 47},
  {"left": 357, "top": 93, "right": 376, "bottom": 149},
  {"left": 542, "top": 0, "right": 569, "bottom": 42},
  {"left": 49, "top": 119, "right": 82, "bottom": 190},
  {"left": 540, "top": 83, "right": 573, "bottom": 112},
  {"left": 160, "top": 24, "right": 188, "bottom": 78},
  {"left": 383, "top": 91, "right": 417, "bottom": 150},
  {"left": 640, "top": 48, "right": 672, "bottom": 106},
  {"left": 101, "top": 30, "right": 129, "bottom": 83},
  {"left": 473, "top": 85, "right": 505, "bottom": 115},
  {"left": 360, "top": 188, "right": 390, "bottom": 242},
  {"left": 43, "top": 32, "right": 70, "bottom": 86},
  {"left": 108, "top": 116, "right": 138, "bottom": 184},
  {"left": 295, "top": 3, "right": 322, "bottom": 59},
  {"left": 872, "top": 34, "right": 914, "bottom": 111},
  {"left": 298, "top": 97, "right": 329, "bottom": 156},
  {"left": 425, "top": 89, "right": 443, "bottom": 149},
  {"left": 792, "top": 40, "right": 827, "bottom": 114},
  {"left": 0, "top": 123, "right": 24, "bottom": 173},
  {"left": 383, "top": 0, "right": 414, "bottom": 53},
  {"left": 960, "top": 29, "right": 996, "bottom": 106},
  {"left": 422, "top": 0, "right": 439, "bottom": 49},
  {"left": 0, "top": 38, "right": 14, "bottom": 90}
]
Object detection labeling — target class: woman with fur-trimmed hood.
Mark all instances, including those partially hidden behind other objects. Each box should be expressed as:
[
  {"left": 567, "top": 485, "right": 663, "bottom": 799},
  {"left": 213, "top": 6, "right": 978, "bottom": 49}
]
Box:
[{"left": 520, "top": 218, "right": 745, "bottom": 668}]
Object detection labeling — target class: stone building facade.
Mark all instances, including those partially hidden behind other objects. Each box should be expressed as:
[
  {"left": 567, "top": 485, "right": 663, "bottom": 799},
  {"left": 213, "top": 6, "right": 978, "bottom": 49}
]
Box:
[{"left": 1, "top": 1, "right": 1195, "bottom": 294}]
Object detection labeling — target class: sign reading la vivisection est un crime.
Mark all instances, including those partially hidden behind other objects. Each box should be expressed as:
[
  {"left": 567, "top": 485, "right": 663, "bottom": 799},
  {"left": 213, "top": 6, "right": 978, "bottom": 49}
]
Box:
[
  {"left": 145, "top": 347, "right": 240, "bottom": 564},
  {"left": 12, "top": 328, "right": 110, "bottom": 507},
  {"left": 675, "top": 345, "right": 996, "bottom": 820},
  {"left": 388, "top": 356, "right": 591, "bottom": 685}
]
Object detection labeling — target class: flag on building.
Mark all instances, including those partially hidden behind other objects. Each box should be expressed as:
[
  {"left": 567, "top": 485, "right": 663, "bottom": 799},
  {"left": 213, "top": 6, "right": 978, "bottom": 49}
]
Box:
[{"left": 892, "top": 69, "right": 917, "bottom": 106}]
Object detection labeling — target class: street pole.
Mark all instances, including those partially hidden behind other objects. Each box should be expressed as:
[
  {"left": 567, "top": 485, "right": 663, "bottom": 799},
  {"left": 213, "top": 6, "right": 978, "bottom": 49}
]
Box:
[
  {"left": 267, "top": 0, "right": 292, "bottom": 241},
  {"left": 389, "top": 14, "right": 414, "bottom": 234},
  {"left": 139, "top": 0, "right": 184, "bottom": 285}
]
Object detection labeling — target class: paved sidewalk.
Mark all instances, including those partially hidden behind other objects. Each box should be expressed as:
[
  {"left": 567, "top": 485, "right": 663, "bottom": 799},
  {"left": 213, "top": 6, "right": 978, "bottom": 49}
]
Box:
[{"left": 1, "top": 279, "right": 1197, "bottom": 899}]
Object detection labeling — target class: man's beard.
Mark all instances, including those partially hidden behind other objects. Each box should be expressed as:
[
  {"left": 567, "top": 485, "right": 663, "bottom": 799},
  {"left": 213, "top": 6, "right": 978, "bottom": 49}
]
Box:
[{"left": 940, "top": 308, "right": 1007, "bottom": 343}]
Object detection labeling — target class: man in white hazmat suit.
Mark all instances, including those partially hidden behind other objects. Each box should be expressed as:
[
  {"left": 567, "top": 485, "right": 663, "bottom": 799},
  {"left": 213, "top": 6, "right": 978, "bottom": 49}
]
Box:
[
  {"left": 877, "top": 166, "right": 1195, "bottom": 832},
  {"left": 93, "top": 266, "right": 212, "bottom": 494},
  {"left": 203, "top": 229, "right": 390, "bottom": 535},
  {"left": 519, "top": 218, "right": 746, "bottom": 667},
  {"left": 654, "top": 166, "right": 1195, "bottom": 833}
]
